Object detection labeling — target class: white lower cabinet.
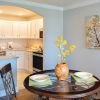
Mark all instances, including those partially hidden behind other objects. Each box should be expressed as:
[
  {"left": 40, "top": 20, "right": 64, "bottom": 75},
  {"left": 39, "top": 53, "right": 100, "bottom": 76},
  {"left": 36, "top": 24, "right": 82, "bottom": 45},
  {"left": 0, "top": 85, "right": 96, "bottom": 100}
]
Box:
[
  {"left": 28, "top": 52, "right": 33, "bottom": 73},
  {"left": 6, "top": 50, "right": 33, "bottom": 72},
  {"left": 24, "top": 51, "right": 33, "bottom": 73},
  {"left": 14, "top": 51, "right": 25, "bottom": 70},
  {"left": 24, "top": 52, "right": 29, "bottom": 71},
  {"left": 6, "top": 50, "right": 15, "bottom": 56}
]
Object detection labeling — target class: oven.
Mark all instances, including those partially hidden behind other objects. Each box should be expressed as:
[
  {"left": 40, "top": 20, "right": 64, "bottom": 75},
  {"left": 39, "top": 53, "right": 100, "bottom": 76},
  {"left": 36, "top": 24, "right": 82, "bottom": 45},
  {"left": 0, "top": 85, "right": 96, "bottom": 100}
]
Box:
[{"left": 33, "top": 52, "right": 43, "bottom": 72}]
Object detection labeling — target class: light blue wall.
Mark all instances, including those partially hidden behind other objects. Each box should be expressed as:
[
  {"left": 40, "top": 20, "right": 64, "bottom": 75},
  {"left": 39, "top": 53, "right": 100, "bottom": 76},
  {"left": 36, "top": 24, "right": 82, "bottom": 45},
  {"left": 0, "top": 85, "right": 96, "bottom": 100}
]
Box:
[
  {"left": 63, "top": 3, "right": 100, "bottom": 77},
  {"left": 0, "top": 58, "right": 17, "bottom": 97},
  {"left": 0, "top": 1, "right": 63, "bottom": 70}
]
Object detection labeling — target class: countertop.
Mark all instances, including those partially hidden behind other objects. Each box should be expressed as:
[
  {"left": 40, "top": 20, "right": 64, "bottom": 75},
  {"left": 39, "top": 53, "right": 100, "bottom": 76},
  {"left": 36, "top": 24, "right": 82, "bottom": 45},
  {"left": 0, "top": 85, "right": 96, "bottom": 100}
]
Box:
[
  {"left": 0, "top": 55, "right": 18, "bottom": 59},
  {"left": 0, "top": 48, "right": 38, "bottom": 52}
]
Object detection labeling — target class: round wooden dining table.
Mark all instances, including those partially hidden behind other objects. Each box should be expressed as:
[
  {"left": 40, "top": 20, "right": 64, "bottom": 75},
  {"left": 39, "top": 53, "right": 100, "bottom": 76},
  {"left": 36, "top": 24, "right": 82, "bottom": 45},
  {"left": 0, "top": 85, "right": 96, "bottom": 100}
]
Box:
[{"left": 24, "top": 69, "right": 100, "bottom": 100}]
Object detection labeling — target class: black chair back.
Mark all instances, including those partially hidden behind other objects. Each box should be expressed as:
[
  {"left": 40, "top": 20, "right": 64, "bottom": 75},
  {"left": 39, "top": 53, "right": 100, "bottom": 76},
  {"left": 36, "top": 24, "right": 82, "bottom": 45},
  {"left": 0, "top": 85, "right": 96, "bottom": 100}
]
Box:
[{"left": 0, "top": 63, "right": 16, "bottom": 100}]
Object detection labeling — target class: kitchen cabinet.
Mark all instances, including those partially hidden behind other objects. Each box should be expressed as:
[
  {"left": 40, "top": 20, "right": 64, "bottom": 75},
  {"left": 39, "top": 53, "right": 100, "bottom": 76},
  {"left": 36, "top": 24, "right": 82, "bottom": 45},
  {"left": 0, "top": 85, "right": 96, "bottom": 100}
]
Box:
[
  {"left": 30, "top": 20, "right": 36, "bottom": 38},
  {"left": 28, "top": 52, "right": 33, "bottom": 73},
  {"left": 15, "top": 51, "right": 25, "bottom": 70},
  {"left": 3, "top": 21, "right": 13, "bottom": 38},
  {"left": 31, "top": 18, "right": 43, "bottom": 39},
  {"left": 27, "top": 21, "right": 31, "bottom": 38},
  {"left": 6, "top": 50, "right": 33, "bottom": 72},
  {"left": 24, "top": 51, "right": 29, "bottom": 71},
  {"left": 13, "top": 21, "right": 28, "bottom": 38},
  {"left": 0, "top": 20, "right": 29, "bottom": 39},
  {"left": 0, "top": 20, "right": 13, "bottom": 38},
  {"left": 0, "top": 19, "right": 43, "bottom": 39},
  {"left": 24, "top": 51, "right": 33, "bottom": 73},
  {"left": 6, "top": 50, "right": 25, "bottom": 70},
  {"left": 6, "top": 50, "right": 15, "bottom": 56}
]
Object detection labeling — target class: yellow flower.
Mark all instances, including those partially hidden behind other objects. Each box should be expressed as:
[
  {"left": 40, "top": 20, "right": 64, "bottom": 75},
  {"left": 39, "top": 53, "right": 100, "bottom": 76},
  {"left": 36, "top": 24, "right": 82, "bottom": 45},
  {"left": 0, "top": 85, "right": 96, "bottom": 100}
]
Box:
[
  {"left": 57, "top": 35, "right": 63, "bottom": 42},
  {"left": 62, "top": 40, "right": 67, "bottom": 45},
  {"left": 69, "top": 45, "right": 76, "bottom": 52},
  {"left": 63, "top": 50, "right": 70, "bottom": 57},
  {"left": 56, "top": 35, "right": 76, "bottom": 63}
]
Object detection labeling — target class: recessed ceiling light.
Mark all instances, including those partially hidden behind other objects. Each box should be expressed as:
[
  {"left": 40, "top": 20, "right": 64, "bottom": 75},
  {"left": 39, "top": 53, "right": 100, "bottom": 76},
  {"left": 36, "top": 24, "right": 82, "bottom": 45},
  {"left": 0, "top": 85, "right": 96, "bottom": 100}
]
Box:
[
  {"left": 0, "top": 10, "right": 3, "bottom": 13},
  {"left": 18, "top": 13, "right": 23, "bottom": 16}
]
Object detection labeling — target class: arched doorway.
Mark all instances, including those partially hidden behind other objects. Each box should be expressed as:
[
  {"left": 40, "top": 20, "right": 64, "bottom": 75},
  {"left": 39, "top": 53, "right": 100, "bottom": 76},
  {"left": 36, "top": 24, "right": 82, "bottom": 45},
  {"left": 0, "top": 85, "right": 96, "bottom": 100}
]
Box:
[{"left": 0, "top": 5, "right": 44, "bottom": 90}]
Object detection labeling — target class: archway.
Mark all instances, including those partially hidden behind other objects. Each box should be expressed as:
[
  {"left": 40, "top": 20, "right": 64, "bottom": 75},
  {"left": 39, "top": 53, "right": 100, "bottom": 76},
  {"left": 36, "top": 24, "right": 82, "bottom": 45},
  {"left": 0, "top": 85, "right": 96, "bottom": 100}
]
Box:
[{"left": 0, "top": 5, "right": 44, "bottom": 90}]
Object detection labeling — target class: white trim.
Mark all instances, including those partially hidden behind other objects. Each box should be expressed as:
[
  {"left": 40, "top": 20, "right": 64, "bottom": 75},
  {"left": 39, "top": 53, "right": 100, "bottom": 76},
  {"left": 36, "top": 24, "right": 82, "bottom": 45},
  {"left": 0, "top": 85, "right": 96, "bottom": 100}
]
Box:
[
  {"left": 0, "top": 0, "right": 63, "bottom": 11},
  {"left": 64, "top": 0, "right": 100, "bottom": 10}
]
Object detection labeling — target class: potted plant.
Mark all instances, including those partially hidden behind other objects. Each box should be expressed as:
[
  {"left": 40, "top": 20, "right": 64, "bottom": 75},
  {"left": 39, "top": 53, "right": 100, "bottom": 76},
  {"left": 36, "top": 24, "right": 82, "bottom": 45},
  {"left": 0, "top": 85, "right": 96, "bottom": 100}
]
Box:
[{"left": 55, "top": 35, "right": 76, "bottom": 80}]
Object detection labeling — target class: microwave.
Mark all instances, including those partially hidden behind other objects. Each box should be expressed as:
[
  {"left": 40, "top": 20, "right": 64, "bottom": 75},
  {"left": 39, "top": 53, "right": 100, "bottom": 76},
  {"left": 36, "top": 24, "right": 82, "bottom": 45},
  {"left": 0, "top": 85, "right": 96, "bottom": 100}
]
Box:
[{"left": 39, "top": 28, "right": 43, "bottom": 38}]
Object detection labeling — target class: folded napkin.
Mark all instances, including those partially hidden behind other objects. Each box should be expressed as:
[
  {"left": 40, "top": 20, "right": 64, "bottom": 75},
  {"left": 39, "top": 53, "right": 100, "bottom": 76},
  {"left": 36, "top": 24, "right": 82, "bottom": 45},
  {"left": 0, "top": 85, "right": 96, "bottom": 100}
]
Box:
[
  {"left": 29, "top": 75, "right": 52, "bottom": 87},
  {"left": 71, "top": 74, "right": 98, "bottom": 85}
]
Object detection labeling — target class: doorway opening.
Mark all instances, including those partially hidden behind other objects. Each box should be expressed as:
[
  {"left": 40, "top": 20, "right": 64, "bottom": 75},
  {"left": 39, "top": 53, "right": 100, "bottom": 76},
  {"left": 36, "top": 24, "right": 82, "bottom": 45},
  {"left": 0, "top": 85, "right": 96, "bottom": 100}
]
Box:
[{"left": 0, "top": 5, "right": 44, "bottom": 90}]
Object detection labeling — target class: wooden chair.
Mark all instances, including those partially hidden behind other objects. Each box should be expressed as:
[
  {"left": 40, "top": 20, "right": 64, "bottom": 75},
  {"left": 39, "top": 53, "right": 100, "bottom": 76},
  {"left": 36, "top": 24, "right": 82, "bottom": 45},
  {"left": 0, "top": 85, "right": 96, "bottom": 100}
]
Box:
[{"left": 0, "top": 63, "right": 16, "bottom": 100}]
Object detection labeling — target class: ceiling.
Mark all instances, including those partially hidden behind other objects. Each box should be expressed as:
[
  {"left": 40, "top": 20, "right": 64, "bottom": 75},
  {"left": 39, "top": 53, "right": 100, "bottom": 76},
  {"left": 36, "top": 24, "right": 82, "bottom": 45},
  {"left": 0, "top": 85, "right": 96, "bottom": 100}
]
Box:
[
  {"left": 28, "top": 0, "right": 87, "bottom": 8},
  {"left": 0, "top": 6, "right": 41, "bottom": 19},
  {"left": 0, "top": 0, "right": 99, "bottom": 10},
  {"left": 0, "top": 0, "right": 99, "bottom": 19},
  {"left": 26, "top": 0, "right": 100, "bottom": 9}
]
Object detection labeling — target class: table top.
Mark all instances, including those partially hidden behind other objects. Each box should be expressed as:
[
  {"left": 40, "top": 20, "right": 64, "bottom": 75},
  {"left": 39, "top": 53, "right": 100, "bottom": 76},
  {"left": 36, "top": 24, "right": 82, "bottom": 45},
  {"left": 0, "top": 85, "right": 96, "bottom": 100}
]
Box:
[{"left": 24, "top": 69, "right": 100, "bottom": 99}]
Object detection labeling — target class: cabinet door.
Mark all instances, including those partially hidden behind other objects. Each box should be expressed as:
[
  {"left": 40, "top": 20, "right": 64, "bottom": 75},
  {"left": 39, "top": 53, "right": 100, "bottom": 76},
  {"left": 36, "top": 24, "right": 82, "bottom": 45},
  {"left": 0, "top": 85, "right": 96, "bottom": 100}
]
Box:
[
  {"left": 13, "top": 22, "right": 20, "bottom": 38},
  {"left": 31, "top": 21, "right": 36, "bottom": 38},
  {"left": 19, "top": 22, "right": 28, "bottom": 38},
  {"left": 0, "top": 21, "right": 4, "bottom": 38},
  {"left": 27, "top": 21, "right": 31, "bottom": 39},
  {"left": 0, "top": 21, "right": 13, "bottom": 38},
  {"left": 15, "top": 51, "right": 25, "bottom": 70},
  {"left": 30, "top": 19, "right": 43, "bottom": 39},
  {"left": 35, "top": 19, "right": 43, "bottom": 39},
  {"left": 28, "top": 52, "right": 33, "bottom": 73},
  {"left": 13, "top": 21, "right": 28, "bottom": 38},
  {"left": 24, "top": 52, "right": 29, "bottom": 71},
  {"left": 4, "top": 21, "right": 13, "bottom": 38},
  {"left": 6, "top": 50, "right": 15, "bottom": 56}
]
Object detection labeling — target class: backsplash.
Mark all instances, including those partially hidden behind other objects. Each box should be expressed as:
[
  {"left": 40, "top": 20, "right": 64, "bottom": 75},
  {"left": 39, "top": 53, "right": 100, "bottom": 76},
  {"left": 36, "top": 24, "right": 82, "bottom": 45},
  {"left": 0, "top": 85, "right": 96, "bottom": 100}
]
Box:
[
  {"left": 0, "top": 39, "right": 43, "bottom": 50},
  {"left": 27, "top": 39, "right": 43, "bottom": 49}
]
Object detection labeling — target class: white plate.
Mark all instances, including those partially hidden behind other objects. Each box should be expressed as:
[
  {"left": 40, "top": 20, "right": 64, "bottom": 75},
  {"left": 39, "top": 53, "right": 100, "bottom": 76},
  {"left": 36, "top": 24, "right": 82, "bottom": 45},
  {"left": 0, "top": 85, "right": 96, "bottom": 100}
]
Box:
[
  {"left": 74, "top": 72, "right": 93, "bottom": 79},
  {"left": 30, "top": 74, "right": 49, "bottom": 82}
]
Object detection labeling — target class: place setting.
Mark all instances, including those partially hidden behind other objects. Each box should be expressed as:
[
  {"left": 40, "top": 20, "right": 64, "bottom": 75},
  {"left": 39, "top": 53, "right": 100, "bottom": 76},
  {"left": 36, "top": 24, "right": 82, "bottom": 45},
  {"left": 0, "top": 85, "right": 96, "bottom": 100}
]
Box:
[
  {"left": 71, "top": 71, "right": 99, "bottom": 87},
  {"left": 29, "top": 74, "right": 52, "bottom": 87}
]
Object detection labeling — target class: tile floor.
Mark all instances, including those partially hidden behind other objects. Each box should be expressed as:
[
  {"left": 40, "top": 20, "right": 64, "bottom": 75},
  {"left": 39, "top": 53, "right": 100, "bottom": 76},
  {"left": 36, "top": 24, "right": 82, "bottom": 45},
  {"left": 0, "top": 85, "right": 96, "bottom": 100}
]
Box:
[{"left": 17, "top": 70, "right": 32, "bottom": 90}]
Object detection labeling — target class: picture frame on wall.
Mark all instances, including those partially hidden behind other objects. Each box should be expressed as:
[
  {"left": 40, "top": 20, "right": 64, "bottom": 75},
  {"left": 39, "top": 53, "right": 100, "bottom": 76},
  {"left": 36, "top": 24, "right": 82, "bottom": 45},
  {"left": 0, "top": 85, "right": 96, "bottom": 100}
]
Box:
[{"left": 85, "top": 15, "right": 100, "bottom": 48}]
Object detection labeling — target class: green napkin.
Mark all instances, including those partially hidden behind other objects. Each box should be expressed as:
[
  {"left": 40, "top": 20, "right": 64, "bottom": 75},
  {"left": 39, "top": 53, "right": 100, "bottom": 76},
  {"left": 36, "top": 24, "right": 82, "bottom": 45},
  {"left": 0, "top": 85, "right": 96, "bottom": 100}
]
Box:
[
  {"left": 29, "top": 76, "right": 52, "bottom": 87},
  {"left": 72, "top": 74, "right": 98, "bottom": 84}
]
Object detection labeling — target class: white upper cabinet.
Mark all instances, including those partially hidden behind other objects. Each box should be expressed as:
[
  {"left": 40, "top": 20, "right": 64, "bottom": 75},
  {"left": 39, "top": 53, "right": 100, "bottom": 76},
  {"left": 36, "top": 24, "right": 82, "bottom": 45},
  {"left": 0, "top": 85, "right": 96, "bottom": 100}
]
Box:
[
  {"left": 27, "top": 21, "right": 31, "bottom": 38},
  {"left": 31, "top": 18, "right": 43, "bottom": 39},
  {"left": 0, "top": 20, "right": 13, "bottom": 38},
  {"left": 13, "top": 21, "right": 28, "bottom": 38},
  {"left": 0, "top": 18, "right": 43, "bottom": 39},
  {"left": 30, "top": 20, "right": 36, "bottom": 38}
]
